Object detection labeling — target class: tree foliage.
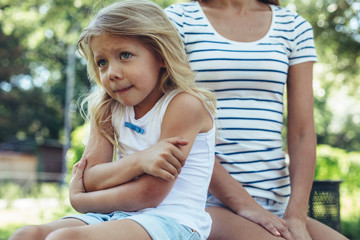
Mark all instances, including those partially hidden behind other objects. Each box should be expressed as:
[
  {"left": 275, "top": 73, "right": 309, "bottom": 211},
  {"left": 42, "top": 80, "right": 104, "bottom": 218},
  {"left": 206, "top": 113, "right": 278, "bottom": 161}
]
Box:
[
  {"left": 0, "top": 0, "right": 91, "bottom": 144},
  {"left": 285, "top": 0, "right": 360, "bottom": 151},
  {"left": 0, "top": 0, "right": 359, "bottom": 150}
]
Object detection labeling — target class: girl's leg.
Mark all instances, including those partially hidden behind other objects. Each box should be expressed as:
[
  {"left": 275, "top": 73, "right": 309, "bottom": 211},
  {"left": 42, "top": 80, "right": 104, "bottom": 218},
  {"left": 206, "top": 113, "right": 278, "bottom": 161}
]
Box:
[
  {"left": 9, "top": 218, "right": 86, "bottom": 240},
  {"left": 46, "top": 219, "right": 152, "bottom": 240},
  {"left": 307, "top": 217, "right": 349, "bottom": 240},
  {"left": 206, "top": 206, "right": 286, "bottom": 240}
]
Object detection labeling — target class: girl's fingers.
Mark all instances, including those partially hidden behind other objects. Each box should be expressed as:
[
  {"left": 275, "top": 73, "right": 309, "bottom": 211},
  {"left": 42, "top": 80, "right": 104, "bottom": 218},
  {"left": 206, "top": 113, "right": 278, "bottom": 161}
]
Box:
[
  {"left": 71, "top": 162, "right": 79, "bottom": 176},
  {"left": 165, "top": 137, "right": 189, "bottom": 147},
  {"left": 72, "top": 158, "right": 87, "bottom": 178},
  {"left": 159, "top": 169, "right": 176, "bottom": 181},
  {"left": 170, "top": 144, "right": 187, "bottom": 167},
  {"left": 78, "top": 158, "right": 87, "bottom": 171},
  {"left": 165, "top": 153, "right": 182, "bottom": 172},
  {"left": 155, "top": 159, "right": 179, "bottom": 181}
]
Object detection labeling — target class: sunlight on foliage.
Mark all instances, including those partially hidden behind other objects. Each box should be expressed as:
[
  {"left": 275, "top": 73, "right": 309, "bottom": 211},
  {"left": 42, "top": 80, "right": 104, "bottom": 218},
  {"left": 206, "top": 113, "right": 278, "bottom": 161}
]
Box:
[{"left": 66, "top": 123, "right": 89, "bottom": 171}]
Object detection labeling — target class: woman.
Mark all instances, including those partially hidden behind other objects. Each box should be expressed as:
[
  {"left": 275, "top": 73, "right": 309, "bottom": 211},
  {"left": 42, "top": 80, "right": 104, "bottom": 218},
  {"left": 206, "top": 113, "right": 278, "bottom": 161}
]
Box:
[{"left": 165, "top": 0, "right": 347, "bottom": 239}]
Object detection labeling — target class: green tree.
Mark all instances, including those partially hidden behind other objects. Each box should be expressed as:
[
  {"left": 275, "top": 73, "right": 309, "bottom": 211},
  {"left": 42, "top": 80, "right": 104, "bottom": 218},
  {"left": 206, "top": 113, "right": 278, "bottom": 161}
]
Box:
[
  {"left": 0, "top": 0, "right": 90, "bottom": 144},
  {"left": 0, "top": 0, "right": 177, "bottom": 146},
  {"left": 1, "top": 0, "right": 359, "bottom": 151},
  {"left": 285, "top": 0, "right": 360, "bottom": 151}
]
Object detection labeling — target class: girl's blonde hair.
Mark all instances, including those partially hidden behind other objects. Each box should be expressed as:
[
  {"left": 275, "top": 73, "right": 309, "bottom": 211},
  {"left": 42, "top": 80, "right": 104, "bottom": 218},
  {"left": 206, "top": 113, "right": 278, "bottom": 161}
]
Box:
[{"left": 78, "top": 0, "right": 216, "bottom": 152}]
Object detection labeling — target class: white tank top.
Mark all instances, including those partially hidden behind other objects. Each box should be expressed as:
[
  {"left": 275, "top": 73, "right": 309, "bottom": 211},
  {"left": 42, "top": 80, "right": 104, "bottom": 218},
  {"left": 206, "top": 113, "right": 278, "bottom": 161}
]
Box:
[{"left": 111, "top": 90, "right": 215, "bottom": 240}]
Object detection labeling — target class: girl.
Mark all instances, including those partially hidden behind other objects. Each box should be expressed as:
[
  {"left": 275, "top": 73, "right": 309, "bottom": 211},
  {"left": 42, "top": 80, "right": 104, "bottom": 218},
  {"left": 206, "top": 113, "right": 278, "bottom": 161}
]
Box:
[
  {"left": 166, "top": 0, "right": 347, "bottom": 239},
  {"left": 10, "top": 1, "right": 216, "bottom": 240}
]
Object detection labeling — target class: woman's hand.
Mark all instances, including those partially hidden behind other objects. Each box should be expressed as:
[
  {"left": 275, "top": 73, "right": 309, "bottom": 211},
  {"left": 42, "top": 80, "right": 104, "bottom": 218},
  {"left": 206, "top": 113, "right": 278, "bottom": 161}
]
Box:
[
  {"left": 209, "top": 160, "right": 293, "bottom": 239},
  {"left": 238, "top": 206, "right": 294, "bottom": 240},
  {"left": 137, "top": 137, "right": 188, "bottom": 181},
  {"left": 284, "top": 216, "right": 311, "bottom": 240}
]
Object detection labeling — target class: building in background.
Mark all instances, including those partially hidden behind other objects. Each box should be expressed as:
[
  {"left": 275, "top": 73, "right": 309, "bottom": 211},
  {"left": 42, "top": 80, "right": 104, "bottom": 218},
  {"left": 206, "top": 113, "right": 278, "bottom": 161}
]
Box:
[{"left": 0, "top": 140, "right": 64, "bottom": 185}]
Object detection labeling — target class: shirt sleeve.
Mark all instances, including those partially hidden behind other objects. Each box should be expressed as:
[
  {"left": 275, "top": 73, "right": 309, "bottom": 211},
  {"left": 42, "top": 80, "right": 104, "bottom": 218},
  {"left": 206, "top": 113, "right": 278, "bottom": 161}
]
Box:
[{"left": 288, "top": 14, "right": 318, "bottom": 66}]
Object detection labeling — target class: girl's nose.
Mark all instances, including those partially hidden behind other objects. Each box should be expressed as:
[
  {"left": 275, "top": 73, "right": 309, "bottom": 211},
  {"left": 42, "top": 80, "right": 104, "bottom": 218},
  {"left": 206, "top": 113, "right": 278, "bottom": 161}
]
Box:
[{"left": 108, "top": 63, "right": 124, "bottom": 81}]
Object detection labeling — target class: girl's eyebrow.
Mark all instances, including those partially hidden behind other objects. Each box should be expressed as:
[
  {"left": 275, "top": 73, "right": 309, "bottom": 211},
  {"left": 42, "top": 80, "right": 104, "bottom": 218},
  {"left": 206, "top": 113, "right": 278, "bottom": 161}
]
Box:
[
  {"left": 90, "top": 47, "right": 103, "bottom": 58},
  {"left": 92, "top": 52, "right": 105, "bottom": 61}
]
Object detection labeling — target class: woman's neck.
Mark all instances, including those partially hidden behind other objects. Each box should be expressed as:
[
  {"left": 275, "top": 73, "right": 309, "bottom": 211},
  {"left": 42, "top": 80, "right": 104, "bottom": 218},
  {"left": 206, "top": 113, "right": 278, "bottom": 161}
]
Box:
[
  {"left": 199, "top": 0, "right": 266, "bottom": 14},
  {"left": 197, "top": 0, "right": 272, "bottom": 42}
]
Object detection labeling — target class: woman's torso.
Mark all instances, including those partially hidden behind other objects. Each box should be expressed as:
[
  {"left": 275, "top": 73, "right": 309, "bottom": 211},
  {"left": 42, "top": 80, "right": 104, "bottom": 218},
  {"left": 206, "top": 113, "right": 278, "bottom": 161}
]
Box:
[{"left": 166, "top": 2, "right": 317, "bottom": 203}]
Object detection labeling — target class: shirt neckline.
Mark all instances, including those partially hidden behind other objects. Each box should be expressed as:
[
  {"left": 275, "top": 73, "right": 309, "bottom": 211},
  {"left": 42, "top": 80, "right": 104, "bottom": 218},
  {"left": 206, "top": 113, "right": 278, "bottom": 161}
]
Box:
[
  {"left": 129, "top": 94, "right": 165, "bottom": 122},
  {"left": 128, "top": 90, "right": 179, "bottom": 122},
  {"left": 195, "top": 1, "right": 275, "bottom": 46}
]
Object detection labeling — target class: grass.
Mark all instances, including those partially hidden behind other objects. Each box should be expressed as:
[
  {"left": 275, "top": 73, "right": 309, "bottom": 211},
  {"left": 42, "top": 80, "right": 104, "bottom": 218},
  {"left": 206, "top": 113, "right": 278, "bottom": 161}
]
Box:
[
  {"left": 0, "top": 223, "right": 23, "bottom": 240},
  {"left": 0, "top": 182, "right": 77, "bottom": 239}
]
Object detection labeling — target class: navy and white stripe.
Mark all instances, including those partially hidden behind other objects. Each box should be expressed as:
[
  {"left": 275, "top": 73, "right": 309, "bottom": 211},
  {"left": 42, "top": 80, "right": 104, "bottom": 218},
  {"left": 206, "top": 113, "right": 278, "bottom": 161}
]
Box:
[{"left": 166, "top": 2, "right": 317, "bottom": 203}]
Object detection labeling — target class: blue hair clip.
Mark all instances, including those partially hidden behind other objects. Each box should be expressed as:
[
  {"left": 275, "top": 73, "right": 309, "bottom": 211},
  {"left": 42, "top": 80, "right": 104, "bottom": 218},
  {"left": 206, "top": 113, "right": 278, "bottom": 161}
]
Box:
[{"left": 125, "top": 122, "right": 145, "bottom": 134}]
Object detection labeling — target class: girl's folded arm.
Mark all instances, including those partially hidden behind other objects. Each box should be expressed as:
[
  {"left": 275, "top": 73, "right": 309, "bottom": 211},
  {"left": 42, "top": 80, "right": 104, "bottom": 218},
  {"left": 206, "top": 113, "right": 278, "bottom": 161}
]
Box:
[
  {"left": 73, "top": 92, "right": 213, "bottom": 213},
  {"left": 132, "top": 92, "right": 213, "bottom": 207},
  {"left": 71, "top": 174, "right": 173, "bottom": 213},
  {"left": 81, "top": 121, "right": 146, "bottom": 192}
]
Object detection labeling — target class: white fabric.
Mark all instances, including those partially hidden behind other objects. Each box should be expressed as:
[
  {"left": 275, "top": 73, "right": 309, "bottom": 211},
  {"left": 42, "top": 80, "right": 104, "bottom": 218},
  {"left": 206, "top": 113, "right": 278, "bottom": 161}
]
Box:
[{"left": 111, "top": 90, "right": 215, "bottom": 240}]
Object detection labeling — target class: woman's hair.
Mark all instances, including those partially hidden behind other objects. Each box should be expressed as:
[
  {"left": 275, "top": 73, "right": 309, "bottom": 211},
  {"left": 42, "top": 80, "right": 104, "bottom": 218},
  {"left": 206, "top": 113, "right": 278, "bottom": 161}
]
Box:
[
  {"left": 78, "top": 0, "right": 216, "bottom": 152},
  {"left": 192, "top": 0, "right": 280, "bottom": 6}
]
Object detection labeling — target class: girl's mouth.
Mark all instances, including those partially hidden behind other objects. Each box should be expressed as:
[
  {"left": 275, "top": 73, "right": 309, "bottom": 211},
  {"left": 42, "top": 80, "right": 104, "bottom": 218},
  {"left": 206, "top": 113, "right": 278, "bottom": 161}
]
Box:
[{"left": 114, "top": 86, "right": 133, "bottom": 94}]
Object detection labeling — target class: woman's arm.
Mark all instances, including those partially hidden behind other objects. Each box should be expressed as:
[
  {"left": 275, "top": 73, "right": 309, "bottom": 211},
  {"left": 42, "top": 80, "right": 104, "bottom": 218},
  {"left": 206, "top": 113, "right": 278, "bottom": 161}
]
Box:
[
  {"left": 209, "top": 159, "right": 292, "bottom": 239},
  {"left": 284, "top": 61, "right": 316, "bottom": 238}
]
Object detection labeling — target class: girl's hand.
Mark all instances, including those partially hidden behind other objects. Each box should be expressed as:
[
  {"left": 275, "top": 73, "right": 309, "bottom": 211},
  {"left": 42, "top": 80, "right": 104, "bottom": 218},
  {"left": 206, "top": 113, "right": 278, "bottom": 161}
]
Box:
[
  {"left": 238, "top": 206, "right": 294, "bottom": 240},
  {"left": 70, "top": 158, "right": 87, "bottom": 197},
  {"left": 284, "top": 217, "right": 311, "bottom": 240},
  {"left": 138, "top": 137, "right": 188, "bottom": 181}
]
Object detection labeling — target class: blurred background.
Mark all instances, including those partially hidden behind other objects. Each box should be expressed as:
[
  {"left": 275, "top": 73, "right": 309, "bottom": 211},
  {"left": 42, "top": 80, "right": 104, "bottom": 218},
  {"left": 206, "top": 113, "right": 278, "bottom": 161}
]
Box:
[{"left": 0, "top": 0, "right": 359, "bottom": 239}]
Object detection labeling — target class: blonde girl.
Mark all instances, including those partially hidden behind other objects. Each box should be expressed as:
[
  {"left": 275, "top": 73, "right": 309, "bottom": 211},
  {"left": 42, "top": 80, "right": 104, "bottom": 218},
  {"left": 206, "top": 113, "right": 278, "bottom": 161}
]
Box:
[{"left": 10, "top": 1, "right": 216, "bottom": 240}]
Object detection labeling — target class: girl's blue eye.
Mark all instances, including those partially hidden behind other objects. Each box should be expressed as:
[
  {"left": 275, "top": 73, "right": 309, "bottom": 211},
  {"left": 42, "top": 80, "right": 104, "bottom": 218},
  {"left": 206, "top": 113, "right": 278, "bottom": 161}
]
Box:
[
  {"left": 97, "top": 59, "right": 107, "bottom": 67},
  {"left": 120, "top": 52, "right": 132, "bottom": 60}
]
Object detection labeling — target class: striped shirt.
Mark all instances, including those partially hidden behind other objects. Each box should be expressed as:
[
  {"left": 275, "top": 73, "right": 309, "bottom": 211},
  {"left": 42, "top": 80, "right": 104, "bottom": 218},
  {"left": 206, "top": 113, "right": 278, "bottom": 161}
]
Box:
[{"left": 165, "top": 2, "right": 317, "bottom": 203}]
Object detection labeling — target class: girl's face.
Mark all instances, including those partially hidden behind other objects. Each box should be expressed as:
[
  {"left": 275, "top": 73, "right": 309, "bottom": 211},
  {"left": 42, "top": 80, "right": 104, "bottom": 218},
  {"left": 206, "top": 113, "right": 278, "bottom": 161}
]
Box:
[{"left": 91, "top": 34, "right": 165, "bottom": 118}]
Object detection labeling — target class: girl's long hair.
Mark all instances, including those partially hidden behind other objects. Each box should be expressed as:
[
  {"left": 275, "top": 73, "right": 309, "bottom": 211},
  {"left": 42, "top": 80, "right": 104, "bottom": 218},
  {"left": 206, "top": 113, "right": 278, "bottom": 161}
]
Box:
[{"left": 78, "top": 0, "right": 216, "bottom": 153}]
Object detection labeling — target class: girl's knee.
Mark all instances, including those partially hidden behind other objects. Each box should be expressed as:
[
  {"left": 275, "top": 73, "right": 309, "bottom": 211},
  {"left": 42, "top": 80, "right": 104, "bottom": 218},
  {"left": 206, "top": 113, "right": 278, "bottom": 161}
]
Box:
[
  {"left": 10, "top": 225, "right": 47, "bottom": 240},
  {"left": 45, "top": 228, "right": 82, "bottom": 240}
]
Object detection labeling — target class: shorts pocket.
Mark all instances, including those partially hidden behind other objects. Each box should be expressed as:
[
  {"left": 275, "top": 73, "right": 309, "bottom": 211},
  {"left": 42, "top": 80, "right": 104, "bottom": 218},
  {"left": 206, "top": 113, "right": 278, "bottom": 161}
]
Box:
[{"left": 182, "top": 225, "right": 201, "bottom": 240}]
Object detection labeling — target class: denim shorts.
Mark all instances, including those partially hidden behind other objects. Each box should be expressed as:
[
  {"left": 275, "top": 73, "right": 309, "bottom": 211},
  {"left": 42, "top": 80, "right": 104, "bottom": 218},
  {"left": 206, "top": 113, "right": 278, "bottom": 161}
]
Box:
[
  {"left": 63, "top": 211, "right": 201, "bottom": 240},
  {"left": 206, "top": 194, "right": 287, "bottom": 217}
]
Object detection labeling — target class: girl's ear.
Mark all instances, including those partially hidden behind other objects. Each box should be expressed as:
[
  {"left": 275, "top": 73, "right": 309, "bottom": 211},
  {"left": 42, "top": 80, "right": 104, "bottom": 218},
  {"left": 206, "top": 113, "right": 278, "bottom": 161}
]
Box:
[{"left": 160, "top": 58, "right": 166, "bottom": 68}]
